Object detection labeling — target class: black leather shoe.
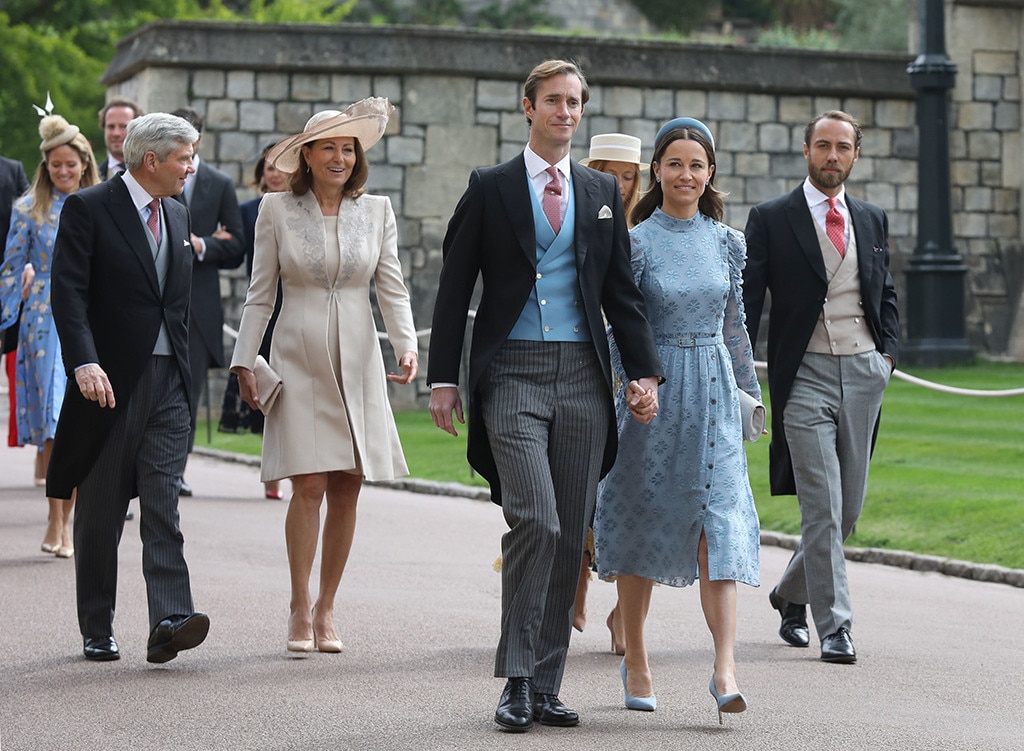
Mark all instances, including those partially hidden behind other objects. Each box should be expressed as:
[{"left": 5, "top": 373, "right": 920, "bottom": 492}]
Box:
[
  {"left": 494, "top": 677, "right": 534, "bottom": 732},
  {"left": 147, "top": 612, "right": 210, "bottom": 664},
  {"left": 533, "top": 693, "right": 579, "bottom": 727},
  {"left": 769, "top": 587, "right": 810, "bottom": 647},
  {"left": 125, "top": 510, "right": 134, "bottom": 521},
  {"left": 83, "top": 636, "right": 120, "bottom": 661},
  {"left": 821, "top": 628, "right": 857, "bottom": 664},
  {"left": 179, "top": 481, "right": 193, "bottom": 497}
]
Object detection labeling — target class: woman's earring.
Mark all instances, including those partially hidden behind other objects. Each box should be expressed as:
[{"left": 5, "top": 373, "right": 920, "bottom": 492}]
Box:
[{"left": 656, "top": 176, "right": 661, "bottom": 183}]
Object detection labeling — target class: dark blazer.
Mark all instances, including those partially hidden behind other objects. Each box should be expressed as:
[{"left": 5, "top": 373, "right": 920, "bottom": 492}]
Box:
[
  {"left": 743, "top": 184, "right": 900, "bottom": 495},
  {"left": 428, "top": 154, "right": 663, "bottom": 503},
  {"left": 179, "top": 160, "right": 244, "bottom": 367},
  {"left": 1, "top": 155, "right": 30, "bottom": 354},
  {"left": 46, "top": 177, "right": 194, "bottom": 500}
]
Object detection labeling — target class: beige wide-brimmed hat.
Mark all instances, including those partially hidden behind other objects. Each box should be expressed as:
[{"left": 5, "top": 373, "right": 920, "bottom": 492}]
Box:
[
  {"left": 267, "top": 96, "right": 394, "bottom": 174},
  {"left": 579, "top": 133, "right": 642, "bottom": 167}
]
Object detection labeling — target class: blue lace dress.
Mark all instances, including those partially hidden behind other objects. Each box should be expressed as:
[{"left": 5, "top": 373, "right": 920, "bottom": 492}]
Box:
[
  {"left": 594, "top": 208, "right": 761, "bottom": 587},
  {"left": 0, "top": 192, "right": 67, "bottom": 447}
]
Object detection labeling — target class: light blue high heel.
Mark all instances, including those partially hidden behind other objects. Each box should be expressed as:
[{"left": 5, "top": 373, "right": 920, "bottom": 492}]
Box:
[
  {"left": 620, "top": 660, "right": 656, "bottom": 711},
  {"left": 708, "top": 676, "right": 747, "bottom": 724}
]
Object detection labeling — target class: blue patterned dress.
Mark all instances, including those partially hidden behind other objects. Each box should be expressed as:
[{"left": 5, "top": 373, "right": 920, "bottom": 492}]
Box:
[
  {"left": 0, "top": 192, "right": 68, "bottom": 447},
  {"left": 594, "top": 208, "right": 761, "bottom": 587}
]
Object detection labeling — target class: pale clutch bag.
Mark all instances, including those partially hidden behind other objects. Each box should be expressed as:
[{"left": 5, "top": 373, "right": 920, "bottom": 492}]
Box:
[
  {"left": 253, "top": 355, "right": 282, "bottom": 416},
  {"left": 738, "top": 389, "right": 766, "bottom": 442}
]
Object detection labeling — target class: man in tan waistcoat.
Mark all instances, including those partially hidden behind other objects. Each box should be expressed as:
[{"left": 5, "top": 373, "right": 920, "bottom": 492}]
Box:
[{"left": 742, "top": 110, "right": 900, "bottom": 664}]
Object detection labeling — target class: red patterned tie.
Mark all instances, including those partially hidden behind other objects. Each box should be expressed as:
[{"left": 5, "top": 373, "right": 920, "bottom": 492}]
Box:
[
  {"left": 543, "top": 166, "right": 562, "bottom": 234},
  {"left": 146, "top": 198, "right": 160, "bottom": 243},
  {"left": 826, "top": 196, "right": 845, "bottom": 257}
]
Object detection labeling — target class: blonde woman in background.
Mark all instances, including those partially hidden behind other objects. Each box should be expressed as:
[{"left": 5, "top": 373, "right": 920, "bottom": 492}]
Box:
[
  {"left": 574, "top": 132, "right": 644, "bottom": 652},
  {"left": 0, "top": 108, "right": 99, "bottom": 558}
]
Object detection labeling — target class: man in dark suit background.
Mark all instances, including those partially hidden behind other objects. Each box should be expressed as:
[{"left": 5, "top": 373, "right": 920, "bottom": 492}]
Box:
[
  {"left": 48, "top": 112, "right": 210, "bottom": 663},
  {"left": 743, "top": 110, "right": 899, "bottom": 665},
  {"left": 428, "top": 59, "right": 663, "bottom": 732},
  {"left": 1, "top": 154, "right": 30, "bottom": 377},
  {"left": 96, "top": 97, "right": 143, "bottom": 180},
  {"left": 170, "top": 107, "right": 244, "bottom": 496}
]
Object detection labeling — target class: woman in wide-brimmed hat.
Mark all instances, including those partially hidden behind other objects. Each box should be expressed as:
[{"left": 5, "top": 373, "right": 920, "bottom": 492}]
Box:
[{"left": 230, "top": 98, "right": 418, "bottom": 654}]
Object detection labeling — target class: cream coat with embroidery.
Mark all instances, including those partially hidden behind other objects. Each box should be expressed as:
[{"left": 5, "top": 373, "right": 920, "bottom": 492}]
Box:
[{"left": 230, "top": 191, "right": 417, "bottom": 482}]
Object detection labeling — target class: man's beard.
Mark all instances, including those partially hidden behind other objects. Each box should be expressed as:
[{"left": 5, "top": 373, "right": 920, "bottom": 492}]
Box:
[{"left": 809, "top": 161, "right": 850, "bottom": 189}]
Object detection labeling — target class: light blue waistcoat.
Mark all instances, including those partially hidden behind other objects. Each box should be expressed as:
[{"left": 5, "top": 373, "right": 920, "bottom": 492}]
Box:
[{"left": 508, "top": 176, "right": 591, "bottom": 342}]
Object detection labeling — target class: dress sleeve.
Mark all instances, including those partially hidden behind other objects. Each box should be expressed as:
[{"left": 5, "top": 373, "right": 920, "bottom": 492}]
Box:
[
  {"left": 230, "top": 194, "right": 280, "bottom": 370},
  {"left": 373, "top": 196, "right": 418, "bottom": 359},
  {"left": 606, "top": 227, "right": 650, "bottom": 389},
  {"left": 0, "top": 201, "right": 31, "bottom": 330},
  {"left": 722, "top": 226, "right": 761, "bottom": 399}
]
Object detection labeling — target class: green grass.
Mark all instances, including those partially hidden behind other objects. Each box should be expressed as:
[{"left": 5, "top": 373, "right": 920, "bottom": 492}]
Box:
[{"left": 196, "top": 361, "right": 1024, "bottom": 569}]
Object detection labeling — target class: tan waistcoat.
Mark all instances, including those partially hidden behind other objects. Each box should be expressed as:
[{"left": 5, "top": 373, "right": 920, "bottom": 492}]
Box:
[{"left": 806, "top": 219, "right": 876, "bottom": 356}]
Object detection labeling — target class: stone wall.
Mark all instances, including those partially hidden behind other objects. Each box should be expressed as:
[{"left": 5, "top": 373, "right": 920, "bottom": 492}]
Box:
[{"left": 100, "top": 7, "right": 1023, "bottom": 409}]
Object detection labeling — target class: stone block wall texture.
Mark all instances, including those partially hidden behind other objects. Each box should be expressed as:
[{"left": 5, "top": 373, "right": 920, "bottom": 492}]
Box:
[{"left": 102, "top": 7, "right": 1023, "bottom": 409}]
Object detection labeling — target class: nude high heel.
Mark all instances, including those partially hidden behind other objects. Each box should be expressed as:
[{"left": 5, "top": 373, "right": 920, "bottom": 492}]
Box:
[{"left": 606, "top": 608, "right": 626, "bottom": 656}]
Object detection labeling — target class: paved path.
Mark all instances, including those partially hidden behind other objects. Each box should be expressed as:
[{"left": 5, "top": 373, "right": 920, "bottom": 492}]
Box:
[{"left": 1, "top": 445, "right": 1022, "bottom": 750}]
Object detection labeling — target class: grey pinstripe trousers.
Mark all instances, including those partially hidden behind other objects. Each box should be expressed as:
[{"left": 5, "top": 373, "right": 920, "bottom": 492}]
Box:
[
  {"left": 480, "top": 340, "right": 609, "bottom": 695},
  {"left": 777, "top": 350, "right": 890, "bottom": 639},
  {"left": 73, "top": 355, "right": 195, "bottom": 638}
]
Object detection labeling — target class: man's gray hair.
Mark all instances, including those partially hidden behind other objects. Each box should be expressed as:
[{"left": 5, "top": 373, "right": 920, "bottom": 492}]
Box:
[{"left": 123, "top": 113, "right": 199, "bottom": 170}]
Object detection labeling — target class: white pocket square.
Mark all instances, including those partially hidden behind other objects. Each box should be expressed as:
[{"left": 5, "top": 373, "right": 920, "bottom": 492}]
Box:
[
  {"left": 597, "top": 205, "right": 613, "bottom": 219},
  {"left": 184, "top": 240, "right": 191, "bottom": 247}
]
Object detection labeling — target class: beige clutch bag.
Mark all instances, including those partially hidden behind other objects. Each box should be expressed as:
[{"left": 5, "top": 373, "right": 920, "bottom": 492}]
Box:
[
  {"left": 253, "top": 355, "right": 282, "bottom": 416},
  {"left": 738, "top": 389, "right": 766, "bottom": 442}
]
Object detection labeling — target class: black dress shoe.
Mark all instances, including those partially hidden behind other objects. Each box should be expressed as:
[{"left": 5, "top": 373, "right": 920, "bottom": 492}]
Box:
[
  {"left": 83, "top": 636, "right": 120, "bottom": 661},
  {"left": 820, "top": 627, "right": 857, "bottom": 664},
  {"left": 769, "top": 587, "right": 810, "bottom": 648},
  {"left": 125, "top": 510, "right": 134, "bottom": 521},
  {"left": 533, "top": 693, "right": 579, "bottom": 727},
  {"left": 146, "top": 612, "right": 210, "bottom": 664},
  {"left": 494, "top": 677, "right": 534, "bottom": 732},
  {"left": 179, "top": 481, "right": 193, "bottom": 497}
]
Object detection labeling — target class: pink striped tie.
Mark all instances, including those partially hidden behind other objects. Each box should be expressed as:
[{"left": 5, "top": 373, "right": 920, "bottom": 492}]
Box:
[
  {"left": 826, "top": 197, "right": 845, "bottom": 257},
  {"left": 146, "top": 198, "right": 160, "bottom": 243},
  {"left": 543, "top": 166, "right": 562, "bottom": 234}
]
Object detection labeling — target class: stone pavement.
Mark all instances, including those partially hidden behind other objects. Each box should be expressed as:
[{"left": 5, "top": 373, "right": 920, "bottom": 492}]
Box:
[{"left": 1, "top": 444, "right": 1022, "bottom": 751}]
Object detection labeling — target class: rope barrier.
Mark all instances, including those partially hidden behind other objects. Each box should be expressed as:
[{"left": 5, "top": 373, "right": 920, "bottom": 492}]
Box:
[{"left": 224, "top": 321, "right": 1024, "bottom": 398}]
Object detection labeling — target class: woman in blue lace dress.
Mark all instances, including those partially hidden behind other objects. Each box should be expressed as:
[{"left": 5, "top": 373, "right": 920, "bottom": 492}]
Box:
[
  {"left": 0, "top": 112, "right": 99, "bottom": 557},
  {"left": 594, "top": 118, "right": 761, "bottom": 721}
]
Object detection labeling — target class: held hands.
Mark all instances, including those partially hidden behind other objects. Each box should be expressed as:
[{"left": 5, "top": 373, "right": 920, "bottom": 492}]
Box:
[
  {"left": 234, "top": 366, "right": 260, "bottom": 411},
  {"left": 627, "top": 377, "right": 660, "bottom": 424},
  {"left": 429, "top": 386, "right": 464, "bottom": 437},
  {"left": 387, "top": 351, "right": 419, "bottom": 385},
  {"left": 75, "top": 364, "right": 116, "bottom": 408}
]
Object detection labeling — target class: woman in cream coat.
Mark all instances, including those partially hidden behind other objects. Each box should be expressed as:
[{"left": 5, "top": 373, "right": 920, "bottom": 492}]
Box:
[{"left": 231, "top": 99, "right": 418, "bottom": 654}]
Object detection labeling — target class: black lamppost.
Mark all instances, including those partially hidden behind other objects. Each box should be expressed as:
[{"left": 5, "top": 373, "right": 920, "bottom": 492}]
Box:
[{"left": 903, "top": 0, "right": 973, "bottom": 365}]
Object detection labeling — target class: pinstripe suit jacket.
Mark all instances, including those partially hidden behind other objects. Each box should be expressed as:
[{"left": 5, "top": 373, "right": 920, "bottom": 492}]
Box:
[
  {"left": 428, "top": 153, "right": 662, "bottom": 503},
  {"left": 46, "top": 176, "right": 194, "bottom": 500}
]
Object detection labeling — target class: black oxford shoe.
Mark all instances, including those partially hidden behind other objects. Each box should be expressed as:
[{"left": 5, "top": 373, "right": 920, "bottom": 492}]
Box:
[
  {"left": 178, "top": 481, "right": 193, "bottom": 497},
  {"left": 83, "top": 636, "right": 120, "bottom": 661},
  {"left": 146, "top": 612, "right": 210, "bottom": 664},
  {"left": 821, "top": 628, "right": 857, "bottom": 664},
  {"left": 769, "top": 587, "right": 810, "bottom": 648},
  {"left": 533, "top": 693, "right": 580, "bottom": 727},
  {"left": 494, "top": 677, "right": 534, "bottom": 732}
]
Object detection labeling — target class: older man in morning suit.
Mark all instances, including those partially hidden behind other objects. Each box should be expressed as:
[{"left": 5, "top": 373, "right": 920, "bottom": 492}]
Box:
[
  {"left": 428, "top": 59, "right": 663, "bottom": 732},
  {"left": 48, "top": 113, "right": 210, "bottom": 663},
  {"left": 743, "top": 110, "right": 899, "bottom": 665}
]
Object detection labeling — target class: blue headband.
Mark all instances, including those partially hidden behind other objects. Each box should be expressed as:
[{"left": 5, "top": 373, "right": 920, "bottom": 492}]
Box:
[{"left": 655, "top": 117, "right": 715, "bottom": 152}]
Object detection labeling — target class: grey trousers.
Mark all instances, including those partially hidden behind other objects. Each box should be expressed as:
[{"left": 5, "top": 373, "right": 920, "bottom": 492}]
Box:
[
  {"left": 480, "top": 341, "right": 608, "bottom": 695},
  {"left": 777, "top": 350, "right": 890, "bottom": 639},
  {"left": 74, "top": 356, "right": 195, "bottom": 638}
]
